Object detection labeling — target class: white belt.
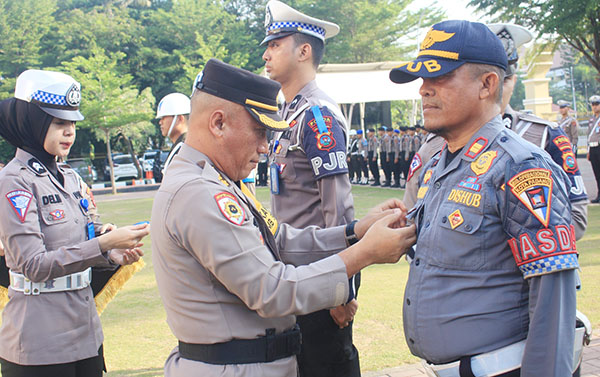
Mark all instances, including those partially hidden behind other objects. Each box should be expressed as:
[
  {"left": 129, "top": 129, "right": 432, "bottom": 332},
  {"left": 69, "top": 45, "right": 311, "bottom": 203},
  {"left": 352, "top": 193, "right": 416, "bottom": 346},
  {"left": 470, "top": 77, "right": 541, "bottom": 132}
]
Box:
[
  {"left": 9, "top": 268, "right": 92, "bottom": 295},
  {"left": 422, "top": 340, "right": 525, "bottom": 377},
  {"left": 589, "top": 141, "right": 599, "bottom": 147}
]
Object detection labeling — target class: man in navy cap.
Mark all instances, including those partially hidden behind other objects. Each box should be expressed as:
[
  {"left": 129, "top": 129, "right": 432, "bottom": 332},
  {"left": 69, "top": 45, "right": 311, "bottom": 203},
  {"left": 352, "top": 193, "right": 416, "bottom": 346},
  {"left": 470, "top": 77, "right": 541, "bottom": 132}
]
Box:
[
  {"left": 390, "top": 20, "right": 577, "bottom": 376},
  {"left": 260, "top": 2, "right": 361, "bottom": 376}
]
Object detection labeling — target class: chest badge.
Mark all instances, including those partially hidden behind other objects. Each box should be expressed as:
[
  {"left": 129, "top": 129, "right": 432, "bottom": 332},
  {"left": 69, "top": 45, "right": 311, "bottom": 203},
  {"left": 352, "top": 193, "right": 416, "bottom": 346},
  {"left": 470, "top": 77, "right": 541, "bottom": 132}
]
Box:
[
  {"left": 449, "top": 209, "right": 464, "bottom": 229},
  {"left": 49, "top": 209, "right": 65, "bottom": 221},
  {"left": 471, "top": 151, "right": 497, "bottom": 176},
  {"left": 6, "top": 190, "right": 33, "bottom": 223},
  {"left": 214, "top": 192, "right": 245, "bottom": 226}
]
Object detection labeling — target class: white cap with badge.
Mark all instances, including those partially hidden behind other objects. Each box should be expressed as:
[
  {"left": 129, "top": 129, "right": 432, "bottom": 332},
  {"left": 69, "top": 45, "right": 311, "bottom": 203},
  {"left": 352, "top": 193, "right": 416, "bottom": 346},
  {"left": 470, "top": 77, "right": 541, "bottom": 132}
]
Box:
[
  {"left": 14, "top": 69, "right": 84, "bottom": 121},
  {"left": 261, "top": 0, "right": 340, "bottom": 45},
  {"left": 487, "top": 23, "right": 533, "bottom": 77}
]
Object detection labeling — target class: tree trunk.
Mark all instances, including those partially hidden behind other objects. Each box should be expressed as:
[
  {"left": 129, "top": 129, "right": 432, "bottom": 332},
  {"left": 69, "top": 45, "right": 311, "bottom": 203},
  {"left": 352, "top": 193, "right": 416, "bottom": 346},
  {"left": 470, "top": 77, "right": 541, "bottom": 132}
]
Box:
[
  {"left": 105, "top": 129, "right": 117, "bottom": 195},
  {"left": 123, "top": 134, "right": 142, "bottom": 179}
]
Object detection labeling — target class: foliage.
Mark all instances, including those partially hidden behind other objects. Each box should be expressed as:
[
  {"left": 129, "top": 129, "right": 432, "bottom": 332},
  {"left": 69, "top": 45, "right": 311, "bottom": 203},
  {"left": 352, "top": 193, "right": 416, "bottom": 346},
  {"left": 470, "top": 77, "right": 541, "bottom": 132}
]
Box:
[
  {"left": 469, "top": 0, "right": 600, "bottom": 80},
  {"left": 61, "top": 47, "right": 154, "bottom": 191}
]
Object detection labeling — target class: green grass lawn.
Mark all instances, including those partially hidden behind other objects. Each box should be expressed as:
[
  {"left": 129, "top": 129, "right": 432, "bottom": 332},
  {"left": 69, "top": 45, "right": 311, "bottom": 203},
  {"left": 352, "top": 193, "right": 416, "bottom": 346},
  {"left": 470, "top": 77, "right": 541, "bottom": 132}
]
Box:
[{"left": 1, "top": 187, "right": 598, "bottom": 376}]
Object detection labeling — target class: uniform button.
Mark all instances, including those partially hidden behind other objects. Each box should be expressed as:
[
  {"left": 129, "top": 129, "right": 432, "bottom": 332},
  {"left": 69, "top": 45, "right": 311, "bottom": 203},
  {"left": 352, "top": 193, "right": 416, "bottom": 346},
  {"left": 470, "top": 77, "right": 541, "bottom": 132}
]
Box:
[
  {"left": 500, "top": 136, "right": 508, "bottom": 142},
  {"left": 415, "top": 259, "right": 420, "bottom": 266},
  {"left": 74, "top": 219, "right": 79, "bottom": 224},
  {"left": 406, "top": 298, "right": 411, "bottom": 305},
  {"left": 425, "top": 221, "right": 430, "bottom": 228},
  {"left": 85, "top": 296, "right": 89, "bottom": 302},
  {"left": 409, "top": 338, "right": 415, "bottom": 344},
  {"left": 33, "top": 288, "right": 39, "bottom": 294},
  {"left": 442, "top": 216, "right": 447, "bottom": 223},
  {"left": 434, "top": 182, "right": 441, "bottom": 189},
  {"left": 465, "top": 224, "right": 473, "bottom": 231}
]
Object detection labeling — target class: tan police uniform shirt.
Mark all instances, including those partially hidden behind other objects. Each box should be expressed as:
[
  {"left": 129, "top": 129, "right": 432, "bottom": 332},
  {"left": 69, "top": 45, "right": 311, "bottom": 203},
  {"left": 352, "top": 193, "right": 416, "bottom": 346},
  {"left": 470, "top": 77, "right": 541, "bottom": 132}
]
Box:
[
  {"left": 403, "top": 133, "right": 446, "bottom": 209},
  {"left": 269, "top": 80, "right": 353, "bottom": 230},
  {"left": 559, "top": 115, "right": 579, "bottom": 146},
  {"left": 151, "top": 144, "right": 350, "bottom": 377},
  {"left": 0, "top": 149, "right": 113, "bottom": 365}
]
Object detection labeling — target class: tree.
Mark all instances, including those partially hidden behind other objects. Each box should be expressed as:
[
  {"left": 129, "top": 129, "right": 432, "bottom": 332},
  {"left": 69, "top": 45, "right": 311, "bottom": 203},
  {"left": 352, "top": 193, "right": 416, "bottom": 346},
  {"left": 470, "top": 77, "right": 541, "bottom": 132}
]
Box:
[
  {"left": 62, "top": 47, "right": 154, "bottom": 194},
  {"left": 0, "top": 0, "right": 57, "bottom": 77},
  {"left": 468, "top": 0, "right": 600, "bottom": 80}
]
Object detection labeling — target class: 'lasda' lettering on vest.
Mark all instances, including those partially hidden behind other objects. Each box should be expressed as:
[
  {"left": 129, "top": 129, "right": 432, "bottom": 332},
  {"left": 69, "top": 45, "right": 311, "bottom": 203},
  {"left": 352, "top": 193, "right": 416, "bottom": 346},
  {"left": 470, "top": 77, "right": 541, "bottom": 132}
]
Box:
[{"left": 447, "top": 189, "right": 481, "bottom": 207}]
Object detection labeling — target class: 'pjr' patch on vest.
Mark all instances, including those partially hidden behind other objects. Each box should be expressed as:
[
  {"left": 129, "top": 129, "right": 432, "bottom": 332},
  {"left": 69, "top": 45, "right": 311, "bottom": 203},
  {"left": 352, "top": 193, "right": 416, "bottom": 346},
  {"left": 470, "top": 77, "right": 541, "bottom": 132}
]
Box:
[
  {"left": 214, "top": 192, "right": 245, "bottom": 226},
  {"left": 6, "top": 190, "right": 33, "bottom": 223},
  {"left": 303, "top": 107, "right": 348, "bottom": 179},
  {"left": 507, "top": 168, "right": 553, "bottom": 227}
]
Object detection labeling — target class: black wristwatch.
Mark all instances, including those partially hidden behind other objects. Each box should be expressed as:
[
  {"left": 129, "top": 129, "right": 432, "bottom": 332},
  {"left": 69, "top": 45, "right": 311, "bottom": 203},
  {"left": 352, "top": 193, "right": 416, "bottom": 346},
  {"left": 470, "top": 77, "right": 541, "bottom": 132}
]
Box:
[{"left": 345, "top": 220, "right": 359, "bottom": 246}]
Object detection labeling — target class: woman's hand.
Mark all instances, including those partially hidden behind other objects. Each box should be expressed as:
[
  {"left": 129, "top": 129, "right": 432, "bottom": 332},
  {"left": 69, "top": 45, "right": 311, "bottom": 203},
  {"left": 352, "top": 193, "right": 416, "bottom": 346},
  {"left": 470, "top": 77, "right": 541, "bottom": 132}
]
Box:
[{"left": 98, "top": 223, "right": 149, "bottom": 252}]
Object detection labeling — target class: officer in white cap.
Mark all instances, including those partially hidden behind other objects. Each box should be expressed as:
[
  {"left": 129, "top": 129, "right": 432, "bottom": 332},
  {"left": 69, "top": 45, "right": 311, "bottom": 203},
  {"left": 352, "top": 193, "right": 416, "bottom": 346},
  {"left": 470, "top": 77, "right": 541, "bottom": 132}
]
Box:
[
  {"left": 261, "top": 2, "right": 361, "bottom": 376},
  {"left": 588, "top": 94, "right": 600, "bottom": 203},
  {"left": 557, "top": 100, "right": 579, "bottom": 148},
  {"left": 155, "top": 92, "right": 191, "bottom": 180},
  {"left": 0, "top": 69, "right": 149, "bottom": 377}
]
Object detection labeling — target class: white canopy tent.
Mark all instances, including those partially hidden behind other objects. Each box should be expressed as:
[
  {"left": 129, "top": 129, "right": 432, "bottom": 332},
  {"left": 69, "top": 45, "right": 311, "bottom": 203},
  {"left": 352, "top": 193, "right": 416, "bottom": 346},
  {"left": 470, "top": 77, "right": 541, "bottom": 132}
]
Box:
[{"left": 315, "top": 61, "right": 423, "bottom": 129}]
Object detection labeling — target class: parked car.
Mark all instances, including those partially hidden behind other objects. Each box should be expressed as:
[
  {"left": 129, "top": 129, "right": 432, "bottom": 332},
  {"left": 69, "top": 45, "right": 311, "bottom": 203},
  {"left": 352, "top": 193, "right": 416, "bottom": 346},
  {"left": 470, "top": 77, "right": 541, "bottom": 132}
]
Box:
[
  {"left": 140, "top": 149, "right": 160, "bottom": 172},
  {"left": 104, "top": 154, "right": 139, "bottom": 181},
  {"left": 65, "top": 158, "right": 98, "bottom": 185}
]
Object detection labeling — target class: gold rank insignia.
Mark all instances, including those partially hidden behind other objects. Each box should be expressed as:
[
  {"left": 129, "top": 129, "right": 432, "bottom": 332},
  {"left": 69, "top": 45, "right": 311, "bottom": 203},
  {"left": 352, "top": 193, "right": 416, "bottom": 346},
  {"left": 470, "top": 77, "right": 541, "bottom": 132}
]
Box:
[
  {"left": 218, "top": 174, "right": 230, "bottom": 187},
  {"left": 449, "top": 209, "right": 464, "bottom": 229},
  {"left": 471, "top": 151, "right": 497, "bottom": 176}
]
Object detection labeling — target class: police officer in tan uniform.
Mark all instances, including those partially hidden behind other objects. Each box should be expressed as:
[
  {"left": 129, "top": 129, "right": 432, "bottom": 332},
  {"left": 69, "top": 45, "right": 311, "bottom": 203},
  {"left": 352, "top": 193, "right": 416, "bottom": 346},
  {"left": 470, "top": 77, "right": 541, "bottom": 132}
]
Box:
[
  {"left": 261, "top": 2, "right": 362, "bottom": 375},
  {"left": 151, "top": 58, "right": 416, "bottom": 377},
  {"left": 558, "top": 100, "right": 579, "bottom": 148},
  {"left": 367, "top": 128, "right": 380, "bottom": 185},
  {"left": 0, "top": 70, "right": 149, "bottom": 377},
  {"left": 588, "top": 95, "right": 600, "bottom": 203}
]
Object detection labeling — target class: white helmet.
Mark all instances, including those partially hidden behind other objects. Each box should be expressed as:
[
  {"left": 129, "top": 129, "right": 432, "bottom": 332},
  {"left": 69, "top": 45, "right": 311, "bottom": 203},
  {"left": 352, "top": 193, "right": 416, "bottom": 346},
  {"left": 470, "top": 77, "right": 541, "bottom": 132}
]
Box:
[{"left": 156, "top": 92, "right": 190, "bottom": 119}]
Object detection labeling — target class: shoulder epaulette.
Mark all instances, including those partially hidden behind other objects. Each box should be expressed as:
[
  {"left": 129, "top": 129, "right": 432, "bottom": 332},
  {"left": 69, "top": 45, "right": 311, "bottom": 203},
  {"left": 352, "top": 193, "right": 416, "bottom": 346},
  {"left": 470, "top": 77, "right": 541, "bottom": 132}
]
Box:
[{"left": 516, "top": 112, "right": 557, "bottom": 129}]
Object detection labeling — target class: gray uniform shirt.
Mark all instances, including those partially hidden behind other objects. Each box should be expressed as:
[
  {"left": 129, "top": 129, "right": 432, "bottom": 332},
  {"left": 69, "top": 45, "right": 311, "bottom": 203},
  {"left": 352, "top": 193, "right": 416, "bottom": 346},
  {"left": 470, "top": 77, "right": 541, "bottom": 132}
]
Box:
[
  {"left": 367, "top": 135, "right": 378, "bottom": 158},
  {"left": 269, "top": 80, "right": 353, "bottom": 230},
  {"left": 506, "top": 106, "right": 588, "bottom": 239},
  {"left": 152, "top": 144, "right": 349, "bottom": 377},
  {"left": 405, "top": 117, "right": 577, "bottom": 376},
  {"left": 357, "top": 136, "right": 368, "bottom": 157},
  {"left": 403, "top": 133, "right": 446, "bottom": 209},
  {"left": 0, "top": 149, "right": 113, "bottom": 365}
]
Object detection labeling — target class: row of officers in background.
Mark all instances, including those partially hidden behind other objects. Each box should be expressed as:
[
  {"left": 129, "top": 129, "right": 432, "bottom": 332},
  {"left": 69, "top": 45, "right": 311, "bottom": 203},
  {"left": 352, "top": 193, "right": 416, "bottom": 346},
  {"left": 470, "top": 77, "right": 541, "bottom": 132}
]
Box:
[{"left": 347, "top": 126, "right": 426, "bottom": 188}]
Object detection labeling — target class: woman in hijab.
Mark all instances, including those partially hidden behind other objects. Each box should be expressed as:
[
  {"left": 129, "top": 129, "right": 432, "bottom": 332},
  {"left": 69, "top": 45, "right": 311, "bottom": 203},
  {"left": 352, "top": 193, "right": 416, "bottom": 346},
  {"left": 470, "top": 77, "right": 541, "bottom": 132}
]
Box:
[{"left": 0, "top": 69, "right": 150, "bottom": 377}]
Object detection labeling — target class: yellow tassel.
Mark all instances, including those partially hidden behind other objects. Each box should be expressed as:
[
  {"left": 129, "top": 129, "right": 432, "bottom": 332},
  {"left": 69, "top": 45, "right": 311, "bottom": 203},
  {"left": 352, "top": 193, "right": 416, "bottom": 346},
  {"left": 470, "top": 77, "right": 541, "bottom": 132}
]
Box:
[
  {"left": 0, "top": 286, "right": 8, "bottom": 311},
  {"left": 94, "top": 258, "right": 145, "bottom": 316}
]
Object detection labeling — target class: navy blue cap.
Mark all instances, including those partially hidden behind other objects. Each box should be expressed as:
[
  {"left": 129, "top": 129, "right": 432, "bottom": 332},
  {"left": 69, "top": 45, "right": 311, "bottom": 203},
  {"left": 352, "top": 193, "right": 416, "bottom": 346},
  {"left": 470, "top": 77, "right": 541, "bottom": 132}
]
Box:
[
  {"left": 378, "top": 126, "right": 386, "bottom": 131},
  {"left": 194, "top": 59, "right": 289, "bottom": 131},
  {"left": 390, "top": 20, "right": 508, "bottom": 84},
  {"left": 367, "top": 128, "right": 375, "bottom": 133}
]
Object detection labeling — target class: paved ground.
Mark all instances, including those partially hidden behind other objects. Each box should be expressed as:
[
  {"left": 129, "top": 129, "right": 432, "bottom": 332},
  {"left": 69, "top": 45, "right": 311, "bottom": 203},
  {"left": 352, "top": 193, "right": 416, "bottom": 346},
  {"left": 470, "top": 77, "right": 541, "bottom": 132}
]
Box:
[{"left": 363, "top": 336, "right": 600, "bottom": 377}]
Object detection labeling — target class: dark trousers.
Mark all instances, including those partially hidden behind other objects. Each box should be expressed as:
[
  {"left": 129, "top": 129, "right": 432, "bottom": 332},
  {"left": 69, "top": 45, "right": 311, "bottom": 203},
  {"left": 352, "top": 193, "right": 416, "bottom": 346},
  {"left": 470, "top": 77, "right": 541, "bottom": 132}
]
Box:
[
  {"left": 0, "top": 346, "right": 105, "bottom": 377},
  {"left": 380, "top": 153, "right": 391, "bottom": 184},
  {"left": 257, "top": 161, "right": 268, "bottom": 186},
  {"left": 358, "top": 156, "right": 369, "bottom": 178},
  {"left": 296, "top": 310, "right": 360, "bottom": 377},
  {"left": 349, "top": 155, "right": 361, "bottom": 181},
  {"left": 368, "top": 153, "right": 379, "bottom": 183},
  {"left": 590, "top": 146, "right": 600, "bottom": 197}
]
